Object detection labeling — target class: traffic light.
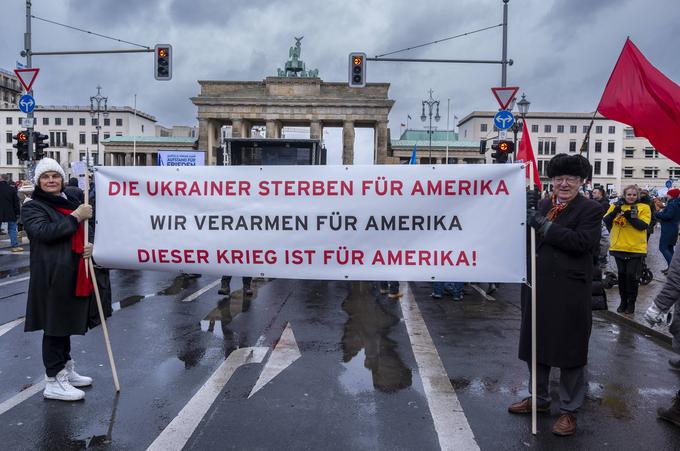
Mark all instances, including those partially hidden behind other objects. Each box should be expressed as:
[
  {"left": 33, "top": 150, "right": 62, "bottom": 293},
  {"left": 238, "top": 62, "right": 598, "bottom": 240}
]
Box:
[
  {"left": 33, "top": 131, "right": 49, "bottom": 160},
  {"left": 479, "top": 139, "right": 487, "bottom": 155},
  {"left": 491, "top": 140, "right": 515, "bottom": 163},
  {"left": 13, "top": 130, "right": 29, "bottom": 161},
  {"left": 348, "top": 52, "right": 366, "bottom": 88},
  {"left": 154, "top": 44, "right": 172, "bottom": 81}
]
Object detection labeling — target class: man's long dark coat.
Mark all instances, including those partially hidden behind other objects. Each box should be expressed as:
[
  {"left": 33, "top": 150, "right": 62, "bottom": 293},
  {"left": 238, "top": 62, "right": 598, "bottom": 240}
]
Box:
[{"left": 519, "top": 194, "right": 602, "bottom": 368}]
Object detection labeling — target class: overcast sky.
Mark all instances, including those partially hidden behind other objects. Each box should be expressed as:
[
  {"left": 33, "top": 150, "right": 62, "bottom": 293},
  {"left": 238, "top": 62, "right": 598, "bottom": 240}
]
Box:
[{"left": 2, "top": 0, "right": 679, "bottom": 161}]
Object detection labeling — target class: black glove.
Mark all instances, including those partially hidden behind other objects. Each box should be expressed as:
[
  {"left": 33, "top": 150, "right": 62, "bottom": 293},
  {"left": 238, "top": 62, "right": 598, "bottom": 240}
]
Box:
[
  {"left": 527, "top": 209, "right": 552, "bottom": 235},
  {"left": 623, "top": 209, "right": 632, "bottom": 219},
  {"left": 526, "top": 189, "right": 540, "bottom": 211}
]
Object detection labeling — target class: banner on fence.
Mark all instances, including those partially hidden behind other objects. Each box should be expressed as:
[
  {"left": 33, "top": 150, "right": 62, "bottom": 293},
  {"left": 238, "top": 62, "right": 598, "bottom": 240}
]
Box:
[
  {"left": 157, "top": 150, "right": 205, "bottom": 166},
  {"left": 93, "top": 164, "right": 527, "bottom": 282}
]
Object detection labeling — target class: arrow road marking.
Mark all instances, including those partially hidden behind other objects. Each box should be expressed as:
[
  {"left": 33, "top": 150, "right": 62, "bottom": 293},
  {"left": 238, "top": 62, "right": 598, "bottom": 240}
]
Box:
[
  {"left": 248, "top": 322, "right": 301, "bottom": 398},
  {"left": 399, "top": 283, "right": 479, "bottom": 451},
  {"left": 146, "top": 346, "right": 268, "bottom": 451}
]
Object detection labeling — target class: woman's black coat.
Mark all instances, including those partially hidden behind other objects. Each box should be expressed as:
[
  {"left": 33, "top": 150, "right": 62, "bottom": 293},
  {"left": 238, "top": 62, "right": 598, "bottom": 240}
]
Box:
[
  {"left": 519, "top": 194, "right": 602, "bottom": 368},
  {"left": 22, "top": 197, "right": 95, "bottom": 336}
]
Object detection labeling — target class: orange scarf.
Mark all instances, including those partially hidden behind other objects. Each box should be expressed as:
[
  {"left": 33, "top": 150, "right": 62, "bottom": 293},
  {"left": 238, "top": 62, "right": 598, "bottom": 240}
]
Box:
[{"left": 545, "top": 194, "right": 568, "bottom": 221}]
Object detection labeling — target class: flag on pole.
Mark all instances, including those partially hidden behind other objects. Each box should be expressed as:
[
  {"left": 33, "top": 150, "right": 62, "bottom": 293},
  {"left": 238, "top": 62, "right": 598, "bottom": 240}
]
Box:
[
  {"left": 516, "top": 121, "right": 542, "bottom": 190},
  {"left": 597, "top": 38, "right": 680, "bottom": 164},
  {"left": 409, "top": 144, "right": 417, "bottom": 164},
  {"left": 15, "top": 61, "right": 26, "bottom": 69}
]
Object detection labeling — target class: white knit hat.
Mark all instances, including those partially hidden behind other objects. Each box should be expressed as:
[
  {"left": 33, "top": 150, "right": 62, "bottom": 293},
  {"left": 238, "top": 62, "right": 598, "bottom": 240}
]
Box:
[{"left": 33, "top": 158, "right": 66, "bottom": 185}]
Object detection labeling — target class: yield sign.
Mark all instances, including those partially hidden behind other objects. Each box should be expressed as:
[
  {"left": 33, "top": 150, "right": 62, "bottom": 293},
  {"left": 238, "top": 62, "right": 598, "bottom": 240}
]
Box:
[
  {"left": 491, "top": 86, "right": 519, "bottom": 110},
  {"left": 14, "top": 68, "right": 40, "bottom": 92}
]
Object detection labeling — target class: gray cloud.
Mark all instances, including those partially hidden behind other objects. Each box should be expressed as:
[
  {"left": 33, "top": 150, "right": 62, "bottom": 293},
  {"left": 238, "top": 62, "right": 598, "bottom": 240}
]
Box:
[{"left": 2, "top": 0, "right": 679, "bottom": 137}]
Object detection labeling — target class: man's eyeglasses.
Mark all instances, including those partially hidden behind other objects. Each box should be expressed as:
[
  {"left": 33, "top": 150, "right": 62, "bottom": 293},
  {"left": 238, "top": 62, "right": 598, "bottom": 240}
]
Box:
[{"left": 552, "top": 176, "right": 581, "bottom": 185}]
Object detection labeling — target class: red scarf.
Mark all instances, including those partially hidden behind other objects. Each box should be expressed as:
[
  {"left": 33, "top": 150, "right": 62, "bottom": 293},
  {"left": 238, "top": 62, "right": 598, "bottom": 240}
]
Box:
[
  {"left": 55, "top": 207, "right": 93, "bottom": 297},
  {"left": 546, "top": 194, "right": 568, "bottom": 221}
]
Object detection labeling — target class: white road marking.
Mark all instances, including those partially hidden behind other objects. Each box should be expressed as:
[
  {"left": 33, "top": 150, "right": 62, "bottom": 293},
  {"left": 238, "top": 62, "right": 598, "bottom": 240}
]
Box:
[
  {"left": 0, "top": 276, "right": 30, "bottom": 287},
  {"left": 0, "top": 280, "right": 221, "bottom": 416},
  {"left": 181, "top": 279, "right": 220, "bottom": 303},
  {"left": 0, "top": 251, "right": 29, "bottom": 255},
  {"left": 147, "top": 346, "right": 268, "bottom": 451},
  {"left": 0, "top": 381, "right": 45, "bottom": 417},
  {"left": 249, "top": 322, "right": 301, "bottom": 398},
  {"left": 399, "top": 283, "right": 480, "bottom": 451},
  {"left": 0, "top": 318, "right": 25, "bottom": 337},
  {"left": 469, "top": 283, "right": 496, "bottom": 301}
]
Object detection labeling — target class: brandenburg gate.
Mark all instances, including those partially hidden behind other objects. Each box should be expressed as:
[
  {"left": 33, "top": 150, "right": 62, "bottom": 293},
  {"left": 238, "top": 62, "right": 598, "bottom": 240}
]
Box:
[{"left": 192, "top": 38, "right": 394, "bottom": 165}]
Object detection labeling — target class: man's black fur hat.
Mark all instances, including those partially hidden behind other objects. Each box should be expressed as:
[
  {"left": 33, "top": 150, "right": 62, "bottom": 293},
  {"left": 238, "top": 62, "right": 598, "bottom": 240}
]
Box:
[{"left": 546, "top": 153, "right": 591, "bottom": 179}]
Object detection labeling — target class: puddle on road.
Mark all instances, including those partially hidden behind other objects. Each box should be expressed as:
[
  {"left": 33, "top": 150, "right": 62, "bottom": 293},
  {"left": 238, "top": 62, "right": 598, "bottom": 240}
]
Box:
[
  {"left": 0, "top": 265, "right": 30, "bottom": 279},
  {"left": 340, "top": 281, "right": 412, "bottom": 394}
]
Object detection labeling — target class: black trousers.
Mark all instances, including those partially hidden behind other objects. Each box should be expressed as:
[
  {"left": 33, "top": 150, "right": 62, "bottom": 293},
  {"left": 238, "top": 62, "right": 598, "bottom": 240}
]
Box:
[
  {"left": 42, "top": 334, "right": 71, "bottom": 377},
  {"left": 614, "top": 256, "right": 642, "bottom": 306}
]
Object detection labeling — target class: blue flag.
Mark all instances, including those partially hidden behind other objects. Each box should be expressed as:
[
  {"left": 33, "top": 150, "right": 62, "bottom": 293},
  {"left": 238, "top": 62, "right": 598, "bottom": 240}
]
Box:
[
  {"left": 16, "top": 61, "right": 25, "bottom": 69},
  {"left": 409, "top": 144, "right": 417, "bottom": 164}
]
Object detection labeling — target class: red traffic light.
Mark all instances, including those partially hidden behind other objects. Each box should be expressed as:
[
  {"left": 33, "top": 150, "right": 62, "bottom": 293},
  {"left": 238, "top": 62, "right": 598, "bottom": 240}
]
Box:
[
  {"left": 16, "top": 131, "right": 28, "bottom": 142},
  {"left": 499, "top": 142, "right": 509, "bottom": 152}
]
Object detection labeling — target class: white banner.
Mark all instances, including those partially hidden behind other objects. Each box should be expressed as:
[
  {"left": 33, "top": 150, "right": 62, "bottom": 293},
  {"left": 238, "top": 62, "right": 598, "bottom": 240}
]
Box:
[
  {"left": 93, "top": 164, "right": 527, "bottom": 282},
  {"left": 157, "top": 150, "right": 205, "bottom": 166}
]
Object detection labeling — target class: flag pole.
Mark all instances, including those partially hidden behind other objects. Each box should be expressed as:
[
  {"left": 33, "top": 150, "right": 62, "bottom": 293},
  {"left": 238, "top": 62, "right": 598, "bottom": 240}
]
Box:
[
  {"left": 83, "top": 170, "right": 121, "bottom": 392},
  {"left": 528, "top": 162, "right": 538, "bottom": 435}
]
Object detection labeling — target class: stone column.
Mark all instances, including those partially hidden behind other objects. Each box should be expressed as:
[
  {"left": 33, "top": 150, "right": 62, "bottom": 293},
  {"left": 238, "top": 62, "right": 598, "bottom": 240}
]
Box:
[
  {"left": 266, "top": 120, "right": 281, "bottom": 139},
  {"left": 207, "top": 120, "right": 216, "bottom": 165},
  {"left": 231, "top": 119, "right": 245, "bottom": 138},
  {"left": 198, "top": 118, "right": 210, "bottom": 163},
  {"left": 310, "top": 121, "right": 323, "bottom": 141},
  {"left": 342, "top": 121, "right": 355, "bottom": 165},
  {"left": 374, "top": 121, "right": 388, "bottom": 164}
]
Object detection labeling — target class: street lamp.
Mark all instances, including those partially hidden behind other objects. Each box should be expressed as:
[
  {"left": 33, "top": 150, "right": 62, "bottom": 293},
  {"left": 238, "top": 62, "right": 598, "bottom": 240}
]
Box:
[
  {"left": 421, "top": 89, "right": 441, "bottom": 163},
  {"left": 511, "top": 93, "right": 531, "bottom": 159},
  {"left": 90, "top": 85, "right": 109, "bottom": 166}
]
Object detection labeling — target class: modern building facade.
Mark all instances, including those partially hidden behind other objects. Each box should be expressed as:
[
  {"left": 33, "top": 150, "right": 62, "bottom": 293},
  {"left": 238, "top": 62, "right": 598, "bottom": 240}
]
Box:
[
  {"left": 0, "top": 105, "right": 156, "bottom": 180},
  {"left": 389, "top": 129, "right": 482, "bottom": 165},
  {"left": 457, "top": 111, "right": 678, "bottom": 194}
]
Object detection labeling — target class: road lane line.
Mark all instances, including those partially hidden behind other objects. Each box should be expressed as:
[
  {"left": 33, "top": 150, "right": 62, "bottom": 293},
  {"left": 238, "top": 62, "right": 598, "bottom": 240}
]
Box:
[
  {"left": 469, "top": 283, "right": 496, "bottom": 301},
  {"left": 0, "top": 276, "right": 30, "bottom": 287},
  {"left": 147, "top": 346, "right": 268, "bottom": 451},
  {"left": 0, "top": 318, "right": 25, "bottom": 337},
  {"left": 400, "top": 283, "right": 480, "bottom": 451},
  {"left": 181, "top": 278, "right": 220, "bottom": 303},
  {"left": 0, "top": 381, "right": 45, "bottom": 416}
]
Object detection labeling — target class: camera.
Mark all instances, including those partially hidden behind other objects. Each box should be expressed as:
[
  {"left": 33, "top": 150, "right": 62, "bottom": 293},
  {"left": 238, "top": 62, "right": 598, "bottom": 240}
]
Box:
[{"left": 630, "top": 204, "right": 638, "bottom": 219}]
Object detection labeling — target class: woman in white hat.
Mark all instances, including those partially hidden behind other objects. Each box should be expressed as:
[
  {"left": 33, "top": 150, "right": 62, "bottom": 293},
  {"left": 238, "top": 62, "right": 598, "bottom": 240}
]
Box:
[{"left": 21, "top": 158, "right": 95, "bottom": 401}]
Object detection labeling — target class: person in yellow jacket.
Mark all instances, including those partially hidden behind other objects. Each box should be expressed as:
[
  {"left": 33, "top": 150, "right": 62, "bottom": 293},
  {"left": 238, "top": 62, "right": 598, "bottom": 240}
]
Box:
[{"left": 603, "top": 185, "right": 651, "bottom": 314}]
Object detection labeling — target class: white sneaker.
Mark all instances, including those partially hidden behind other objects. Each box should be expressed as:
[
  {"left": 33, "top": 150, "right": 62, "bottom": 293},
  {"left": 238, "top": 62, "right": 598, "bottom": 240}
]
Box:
[
  {"left": 44, "top": 369, "right": 85, "bottom": 401},
  {"left": 65, "top": 360, "right": 93, "bottom": 387}
]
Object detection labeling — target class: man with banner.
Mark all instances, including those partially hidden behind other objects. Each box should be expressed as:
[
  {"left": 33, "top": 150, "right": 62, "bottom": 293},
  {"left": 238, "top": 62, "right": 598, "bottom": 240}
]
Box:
[{"left": 510, "top": 154, "right": 601, "bottom": 436}]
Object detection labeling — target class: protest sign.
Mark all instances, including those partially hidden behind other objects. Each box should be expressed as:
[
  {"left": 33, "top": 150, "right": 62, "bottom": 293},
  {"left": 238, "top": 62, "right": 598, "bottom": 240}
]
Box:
[
  {"left": 157, "top": 150, "right": 205, "bottom": 166},
  {"left": 93, "top": 164, "right": 526, "bottom": 282}
]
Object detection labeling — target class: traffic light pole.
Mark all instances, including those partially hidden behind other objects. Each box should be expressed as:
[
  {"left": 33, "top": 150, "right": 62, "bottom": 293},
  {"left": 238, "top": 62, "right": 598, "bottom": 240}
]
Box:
[
  {"left": 367, "top": 0, "right": 512, "bottom": 88},
  {"left": 25, "top": 0, "right": 34, "bottom": 165}
]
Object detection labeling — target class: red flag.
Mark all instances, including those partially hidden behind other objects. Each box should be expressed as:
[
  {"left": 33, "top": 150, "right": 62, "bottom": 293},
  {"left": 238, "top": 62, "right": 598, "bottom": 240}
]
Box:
[
  {"left": 597, "top": 38, "right": 680, "bottom": 164},
  {"left": 516, "top": 121, "right": 542, "bottom": 190}
]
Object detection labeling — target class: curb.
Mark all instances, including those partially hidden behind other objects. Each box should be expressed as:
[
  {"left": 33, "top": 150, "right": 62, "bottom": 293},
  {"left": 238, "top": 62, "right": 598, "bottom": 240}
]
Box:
[{"left": 597, "top": 309, "right": 672, "bottom": 348}]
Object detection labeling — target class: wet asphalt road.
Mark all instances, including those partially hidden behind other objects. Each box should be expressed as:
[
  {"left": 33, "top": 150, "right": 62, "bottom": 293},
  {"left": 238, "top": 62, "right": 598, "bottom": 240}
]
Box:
[{"left": 0, "top": 240, "right": 679, "bottom": 450}]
